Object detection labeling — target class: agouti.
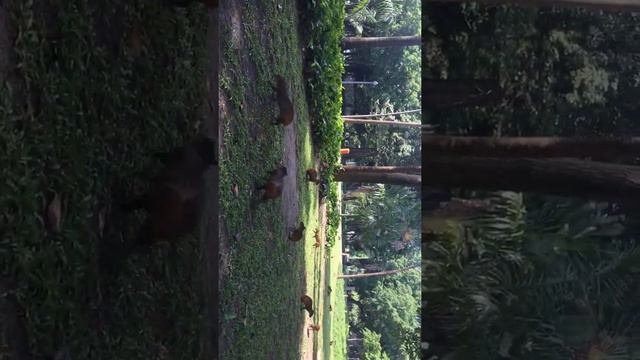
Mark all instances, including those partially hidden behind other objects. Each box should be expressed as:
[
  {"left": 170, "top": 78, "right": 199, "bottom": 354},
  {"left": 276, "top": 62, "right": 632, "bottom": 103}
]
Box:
[
  {"left": 152, "top": 137, "right": 217, "bottom": 184},
  {"left": 289, "top": 222, "right": 305, "bottom": 242},
  {"left": 272, "top": 76, "right": 294, "bottom": 126},
  {"left": 122, "top": 138, "right": 214, "bottom": 249},
  {"left": 256, "top": 166, "right": 287, "bottom": 202},
  {"left": 305, "top": 168, "right": 320, "bottom": 184},
  {"left": 300, "top": 295, "right": 314, "bottom": 318},
  {"left": 122, "top": 181, "right": 203, "bottom": 248}
]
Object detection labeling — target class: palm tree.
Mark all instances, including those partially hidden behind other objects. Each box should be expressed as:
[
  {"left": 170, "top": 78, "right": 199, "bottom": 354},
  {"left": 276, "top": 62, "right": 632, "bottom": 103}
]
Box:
[
  {"left": 346, "top": 0, "right": 399, "bottom": 36},
  {"left": 423, "top": 192, "right": 640, "bottom": 359}
]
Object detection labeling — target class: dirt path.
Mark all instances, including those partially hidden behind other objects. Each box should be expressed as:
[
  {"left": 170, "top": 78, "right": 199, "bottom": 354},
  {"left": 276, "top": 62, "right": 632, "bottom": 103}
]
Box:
[{"left": 281, "top": 102, "right": 300, "bottom": 230}]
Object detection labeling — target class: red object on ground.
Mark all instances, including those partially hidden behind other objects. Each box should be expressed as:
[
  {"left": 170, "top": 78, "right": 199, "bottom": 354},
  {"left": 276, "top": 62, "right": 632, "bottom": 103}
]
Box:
[{"left": 340, "top": 148, "right": 350, "bottom": 155}]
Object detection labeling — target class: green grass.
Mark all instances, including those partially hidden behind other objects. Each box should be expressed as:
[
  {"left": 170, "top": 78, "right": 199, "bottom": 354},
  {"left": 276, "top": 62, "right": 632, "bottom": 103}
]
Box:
[
  {"left": 322, "top": 191, "right": 348, "bottom": 360},
  {"left": 218, "top": 1, "right": 315, "bottom": 358},
  {"left": 219, "top": 0, "right": 346, "bottom": 358},
  {"left": 1, "top": 0, "right": 209, "bottom": 358}
]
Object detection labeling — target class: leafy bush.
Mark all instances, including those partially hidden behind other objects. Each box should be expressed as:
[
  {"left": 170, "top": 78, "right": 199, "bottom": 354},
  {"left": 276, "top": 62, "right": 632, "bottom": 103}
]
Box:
[{"left": 302, "top": 0, "right": 346, "bottom": 246}]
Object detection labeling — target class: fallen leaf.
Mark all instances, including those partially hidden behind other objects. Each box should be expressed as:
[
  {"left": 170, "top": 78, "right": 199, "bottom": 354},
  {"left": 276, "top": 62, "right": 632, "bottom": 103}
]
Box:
[{"left": 47, "top": 193, "right": 62, "bottom": 233}]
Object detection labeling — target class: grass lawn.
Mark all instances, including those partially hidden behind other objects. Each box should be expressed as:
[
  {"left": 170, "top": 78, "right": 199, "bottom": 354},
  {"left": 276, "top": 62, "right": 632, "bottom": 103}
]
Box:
[
  {"left": 1, "top": 1, "right": 212, "bottom": 358},
  {"left": 322, "top": 196, "right": 348, "bottom": 360},
  {"left": 218, "top": 0, "right": 346, "bottom": 359},
  {"left": 218, "top": 0, "right": 315, "bottom": 357}
]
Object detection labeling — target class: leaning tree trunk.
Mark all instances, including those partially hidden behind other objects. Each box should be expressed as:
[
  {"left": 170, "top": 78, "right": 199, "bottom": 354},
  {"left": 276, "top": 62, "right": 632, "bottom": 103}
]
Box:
[
  {"left": 335, "top": 166, "right": 421, "bottom": 185},
  {"left": 424, "top": 156, "right": 640, "bottom": 202},
  {"left": 343, "top": 118, "right": 423, "bottom": 127},
  {"left": 342, "top": 36, "right": 422, "bottom": 49},
  {"left": 341, "top": 147, "right": 379, "bottom": 159},
  {"left": 426, "top": 0, "right": 640, "bottom": 12},
  {"left": 337, "top": 264, "right": 420, "bottom": 279},
  {"left": 339, "top": 165, "right": 421, "bottom": 174},
  {"left": 423, "top": 136, "right": 640, "bottom": 164}
]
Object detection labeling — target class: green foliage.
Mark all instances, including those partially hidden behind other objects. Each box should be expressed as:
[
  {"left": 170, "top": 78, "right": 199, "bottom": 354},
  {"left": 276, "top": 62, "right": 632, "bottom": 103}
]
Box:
[
  {"left": 425, "top": 3, "right": 640, "bottom": 136},
  {"left": 346, "top": 0, "right": 399, "bottom": 36},
  {"left": 399, "top": 325, "right": 421, "bottom": 360},
  {"left": 423, "top": 192, "right": 640, "bottom": 359},
  {"left": 362, "top": 281, "right": 419, "bottom": 360},
  {"left": 343, "top": 184, "right": 420, "bottom": 359},
  {"left": 344, "top": 0, "right": 421, "bottom": 166},
  {"left": 302, "top": 0, "right": 345, "bottom": 248},
  {"left": 348, "top": 299, "right": 362, "bottom": 328},
  {"left": 362, "top": 328, "right": 392, "bottom": 360},
  {"left": 345, "top": 185, "right": 420, "bottom": 255}
]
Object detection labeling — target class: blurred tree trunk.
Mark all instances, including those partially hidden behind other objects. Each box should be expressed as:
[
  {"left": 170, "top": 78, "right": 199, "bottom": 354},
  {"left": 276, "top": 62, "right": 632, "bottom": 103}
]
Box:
[
  {"left": 424, "top": 156, "right": 640, "bottom": 202},
  {"left": 335, "top": 166, "right": 421, "bottom": 185},
  {"left": 342, "top": 36, "right": 422, "bottom": 49},
  {"left": 338, "top": 264, "right": 420, "bottom": 279},
  {"left": 423, "top": 136, "right": 640, "bottom": 164}
]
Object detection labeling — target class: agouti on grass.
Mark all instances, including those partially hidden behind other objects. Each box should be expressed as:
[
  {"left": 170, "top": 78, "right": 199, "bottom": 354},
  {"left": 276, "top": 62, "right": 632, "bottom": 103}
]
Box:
[
  {"left": 122, "top": 181, "right": 202, "bottom": 248},
  {"left": 288, "top": 222, "right": 305, "bottom": 242},
  {"left": 305, "top": 168, "right": 320, "bottom": 184},
  {"left": 272, "top": 75, "right": 294, "bottom": 126},
  {"left": 256, "top": 166, "right": 287, "bottom": 202},
  {"left": 118, "top": 138, "right": 215, "bottom": 255},
  {"left": 300, "top": 294, "right": 314, "bottom": 318}
]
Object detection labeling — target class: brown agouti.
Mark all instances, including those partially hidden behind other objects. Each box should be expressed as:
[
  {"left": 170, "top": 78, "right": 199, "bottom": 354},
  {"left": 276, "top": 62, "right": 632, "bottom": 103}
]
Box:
[
  {"left": 300, "top": 295, "right": 314, "bottom": 317},
  {"left": 305, "top": 168, "right": 320, "bottom": 184},
  {"left": 272, "top": 76, "right": 294, "bottom": 126},
  {"left": 151, "top": 137, "right": 217, "bottom": 184},
  {"left": 121, "top": 181, "right": 203, "bottom": 248},
  {"left": 288, "top": 222, "right": 305, "bottom": 242},
  {"left": 256, "top": 166, "right": 287, "bottom": 202}
]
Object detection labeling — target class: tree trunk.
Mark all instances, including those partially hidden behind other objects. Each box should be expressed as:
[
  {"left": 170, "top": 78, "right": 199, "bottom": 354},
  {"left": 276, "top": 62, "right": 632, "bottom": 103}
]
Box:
[
  {"left": 337, "top": 264, "right": 420, "bottom": 279},
  {"left": 335, "top": 166, "right": 421, "bottom": 185},
  {"left": 343, "top": 109, "right": 422, "bottom": 118},
  {"left": 343, "top": 118, "right": 422, "bottom": 127},
  {"left": 340, "top": 165, "right": 421, "bottom": 174},
  {"left": 424, "top": 78, "right": 503, "bottom": 108},
  {"left": 342, "top": 147, "right": 379, "bottom": 159},
  {"left": 342, "top": 36, "right": 422, "bottom": 49},
  {"left": 423, "top": 136, "right": 640, "bottom": 164},
  {"left": 424, "top": 156, "right": 640, "bottom": 201},
  {"left": 427, "top": 0, "right": 640, "bottom": 12}
]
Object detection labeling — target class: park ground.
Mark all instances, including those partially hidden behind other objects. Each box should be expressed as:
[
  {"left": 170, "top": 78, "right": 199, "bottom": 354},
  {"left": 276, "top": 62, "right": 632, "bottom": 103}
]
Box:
[{"left": 218, "top": 0, "right": 346, "bottom": 359}]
